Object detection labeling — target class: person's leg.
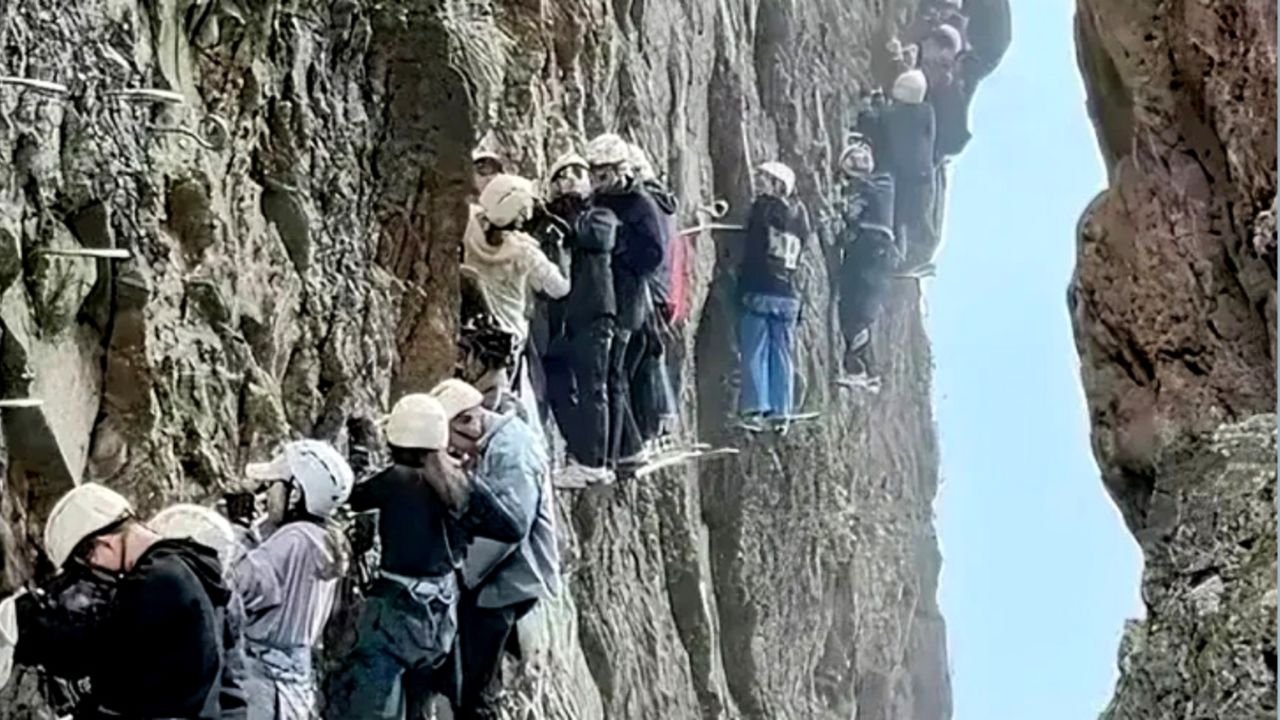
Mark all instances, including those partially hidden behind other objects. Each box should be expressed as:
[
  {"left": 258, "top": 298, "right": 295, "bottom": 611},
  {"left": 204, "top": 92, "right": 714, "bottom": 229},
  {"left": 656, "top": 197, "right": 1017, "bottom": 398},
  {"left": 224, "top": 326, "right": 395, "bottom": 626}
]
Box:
[
  {"left": 570, "top": 319, "right": 612, "bottom": 468},
  {"left": 766, "top": 299, "right": 800, "bottom": 417},
  {"left": 625, "top": 326, "right": 658, "bottom": 441},
  {"left": 453, "top": 598, "right": 526, "bottom": 720},
  {"left": 738, "top": 296, "right": 770, "bottom": 416},
  {"left": 608, "top": 327, "right": 642, "bottom": 462},
  {"left": 325, "top": 596, "right": 408, "bottom": 720}
]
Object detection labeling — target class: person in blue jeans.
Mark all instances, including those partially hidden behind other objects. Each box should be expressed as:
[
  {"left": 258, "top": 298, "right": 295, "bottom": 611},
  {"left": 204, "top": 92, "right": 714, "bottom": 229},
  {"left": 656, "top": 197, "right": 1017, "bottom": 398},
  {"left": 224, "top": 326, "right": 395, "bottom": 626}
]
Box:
[{"left": 737, "top": 161, "right": 812, "bottom": 429}]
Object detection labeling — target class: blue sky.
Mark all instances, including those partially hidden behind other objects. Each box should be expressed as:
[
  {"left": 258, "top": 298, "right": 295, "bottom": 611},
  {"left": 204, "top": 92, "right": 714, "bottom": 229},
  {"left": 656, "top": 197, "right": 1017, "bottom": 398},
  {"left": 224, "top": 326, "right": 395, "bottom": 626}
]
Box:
[{"left": 930, "top": 2, "right": 1144, "bottom": 719}]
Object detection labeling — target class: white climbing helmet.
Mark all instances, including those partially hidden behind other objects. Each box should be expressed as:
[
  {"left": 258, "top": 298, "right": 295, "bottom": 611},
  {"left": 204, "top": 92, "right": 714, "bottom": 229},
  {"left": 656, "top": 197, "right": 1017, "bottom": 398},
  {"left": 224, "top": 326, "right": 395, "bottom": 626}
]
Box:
[
  {"left": 891, "top": 69, "right": 929, "bottom": 105},
  {"left": 932, "top": 24, "right": 964, "bottom": 52},
  {"left": 430, "top": 378, "right": 485, "bottom": 421},
  {"left": 584, "top": 133, "right": 632, "bottom": 168},
  {"left": 383, "top": 393, "right": 450, "bottom": 451},
  {"left": 245, "top": 439, "right": 354, "bottom": 518},
  {"left": 472, "top": 148, "right": 503, "bottom": 166},
  {"left": 548, "top": 152, "right": 588, "bottom": 182},
  {"left": 478, "top": 174, "right": 537, "bottom": 229},
  {"left": 757, "top": 161, "right": 796, "bottom": 196},
  {"left": 627, "top": 143, "right": 657, "bottom": 181},
  {"left": 149, "top": 504, "right": 241, "bottom": 570},
  {"left": 44, "top": 483, "right": 134, "bottom": 569},
  {"left": 840, "top": 140, "right": 875, "bottom": 175}
]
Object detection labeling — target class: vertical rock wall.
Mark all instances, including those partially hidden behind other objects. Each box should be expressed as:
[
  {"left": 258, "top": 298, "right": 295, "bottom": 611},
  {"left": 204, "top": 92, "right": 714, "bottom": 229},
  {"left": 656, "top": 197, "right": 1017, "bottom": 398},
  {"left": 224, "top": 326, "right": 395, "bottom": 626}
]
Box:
[
  {"left": 0, "top": 1, "right": 987, "bottom": 718},
  {"left": 1073, "top": 1, "right": 1277, "bottom": 717}
]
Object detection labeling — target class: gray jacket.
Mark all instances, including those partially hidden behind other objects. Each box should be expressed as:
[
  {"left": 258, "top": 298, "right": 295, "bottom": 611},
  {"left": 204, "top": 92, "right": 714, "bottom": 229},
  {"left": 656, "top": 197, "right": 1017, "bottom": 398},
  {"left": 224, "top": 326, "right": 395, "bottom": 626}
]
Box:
[{"left": 461, "top": 414, "right": 561, "bottom": 608}]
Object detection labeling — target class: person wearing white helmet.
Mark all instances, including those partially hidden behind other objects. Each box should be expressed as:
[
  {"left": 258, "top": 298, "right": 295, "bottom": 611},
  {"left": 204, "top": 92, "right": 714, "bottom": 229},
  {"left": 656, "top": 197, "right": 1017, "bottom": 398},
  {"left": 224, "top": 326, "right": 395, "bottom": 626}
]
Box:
[
  {"left": 327, "top": 394, "right": 471, "bottom": 719},
  {"left": 151, "top": 504, "right": 252, "bottom": 720},
  {"left": 12, "top": 483, "right": 232, "bottom": 719},
  {"left": 526, "top": 151, "right": 592, "bottom": 439},
  {"left": 464, "top": 173, "right": 570, "bottom": 351},
  {"left": 430, "top": 378, "right": 556, "bottom": 720},
  {"left": 221, "top": 440, "right": 352, "bottom": 720},
  {"left": 472, "top": 148, "right": 505, "bottom": 196},
  {"left": 584, "top": 133, "right": 667, "bottom": 467},
  {"left": 833, "top": 135, "right": 900, "bottom": 389},
  {"left": 736, "top": 159, "right": 812, "bottom": 430},
  {"left": 623, "top": 142, "right": 680, "bottom": 451}
]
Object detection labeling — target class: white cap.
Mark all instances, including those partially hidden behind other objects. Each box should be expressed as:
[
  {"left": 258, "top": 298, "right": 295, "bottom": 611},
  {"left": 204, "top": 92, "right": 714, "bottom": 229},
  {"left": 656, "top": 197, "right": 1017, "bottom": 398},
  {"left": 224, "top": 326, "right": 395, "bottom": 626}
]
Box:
[
  {"left": 472, "top": 148, "right": 503, "bottom": 165},
  {"left": 383, "top": 393, "right": 450, "bottom": 451},
  {"left": 892, "top": 69, "right": 929, "bottom": 105},
  {"left": 431, "top": 378, "right": 485, "bottom": 420},
  {"left": 627, "top": 143, "right": 657, "bottom": 181},
  {"left": 245, "top": 439, "right": 355, "bottom": 517},
  {"left": 548, "top": 152, "right": 588, "bottom": 181},
  {"left": 44, "top": 483, "right": 134, "bottom": 569},
  {"left": 149, "top": 504, "right": 240, "bottom": 569},
  {"left": 477, "top": 174, "right": 537, "bottom": 229},
  {"left": 757, "top": 161, "right": 796, "bottom": 196},
  {"left": 933, "top": 24, "right": 963, "bottom": 52},
  {"left": 940, "top": 0, "right": 963, "bottom": 9},
  {"left": 584, "top": 133, "right": 632, "bottom": 167}
]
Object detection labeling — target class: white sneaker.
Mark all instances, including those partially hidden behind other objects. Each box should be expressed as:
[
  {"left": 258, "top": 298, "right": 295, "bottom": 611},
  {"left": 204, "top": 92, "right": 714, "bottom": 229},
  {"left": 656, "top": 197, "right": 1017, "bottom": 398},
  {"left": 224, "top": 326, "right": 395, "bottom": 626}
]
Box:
[{"left": 556, "top": 462, "right": 615, "bottom": 489}]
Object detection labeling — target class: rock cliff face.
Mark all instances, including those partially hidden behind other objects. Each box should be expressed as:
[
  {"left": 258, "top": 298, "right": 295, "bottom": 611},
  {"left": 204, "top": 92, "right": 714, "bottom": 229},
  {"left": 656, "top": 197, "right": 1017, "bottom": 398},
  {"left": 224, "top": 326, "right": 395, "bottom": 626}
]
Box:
[
  {"left": 1073, "top": 1, "right": 1277, "bottom": 717},
  {"left": 0, "top": 1, "right": 993, "bottom": 718}
]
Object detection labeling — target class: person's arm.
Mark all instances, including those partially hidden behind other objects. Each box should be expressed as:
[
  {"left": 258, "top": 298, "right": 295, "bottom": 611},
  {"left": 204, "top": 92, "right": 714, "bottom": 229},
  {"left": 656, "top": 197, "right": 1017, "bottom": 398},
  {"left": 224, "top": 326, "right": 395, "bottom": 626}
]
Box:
[
  {"left": 231, "top": 530, "right": 299, "bottom": 619},
  {"left": 526, "top": 244, "right": 571, "bottom": 299},
  {"left": 348, "top": 472, "right": 381, "bottom": 513},
  {"left": 423, "top": 451, "right": 472, "bottom": 513}
]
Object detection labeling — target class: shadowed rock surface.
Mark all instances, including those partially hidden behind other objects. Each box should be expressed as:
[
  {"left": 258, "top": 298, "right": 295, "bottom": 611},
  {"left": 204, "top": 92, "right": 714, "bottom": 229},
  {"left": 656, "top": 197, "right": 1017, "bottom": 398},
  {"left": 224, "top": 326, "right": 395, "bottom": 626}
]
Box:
[
  {"left": 1073, "top": 0, "right": 1277, "bottom": 716},
  {"left": 0, "top": 1, "right": 1012, "bottom": 717}
]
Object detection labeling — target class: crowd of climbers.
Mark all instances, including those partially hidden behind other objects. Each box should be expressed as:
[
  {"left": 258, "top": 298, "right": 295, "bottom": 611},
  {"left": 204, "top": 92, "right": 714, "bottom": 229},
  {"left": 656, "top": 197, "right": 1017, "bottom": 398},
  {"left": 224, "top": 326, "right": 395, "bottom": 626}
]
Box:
[{"left": 0, "top": 2, "right": 985, "bottom": 718}]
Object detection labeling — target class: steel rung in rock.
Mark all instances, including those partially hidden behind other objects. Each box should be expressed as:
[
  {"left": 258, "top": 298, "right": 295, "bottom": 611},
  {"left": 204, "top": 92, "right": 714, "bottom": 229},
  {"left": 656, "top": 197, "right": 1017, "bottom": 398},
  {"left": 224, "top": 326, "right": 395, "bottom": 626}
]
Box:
[
  {"left": 33, "top": 248, "right": 132, "bottom": 260},
  {"left": 105, "top": 88, "right": 185, "bottom": 104},
  {"left": 0, "top": 398, "right": 43, "bottom": 409},
  {"left": 0, "top": 76, "right": 69, "bottom": 96}
]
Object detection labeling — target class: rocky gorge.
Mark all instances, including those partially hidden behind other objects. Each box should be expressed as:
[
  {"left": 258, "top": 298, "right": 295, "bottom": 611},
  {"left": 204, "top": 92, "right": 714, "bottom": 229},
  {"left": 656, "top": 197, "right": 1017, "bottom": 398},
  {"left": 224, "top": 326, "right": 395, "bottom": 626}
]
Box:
[{"left": 1073, "top": 0, "right": 1276, "bottom": 717}]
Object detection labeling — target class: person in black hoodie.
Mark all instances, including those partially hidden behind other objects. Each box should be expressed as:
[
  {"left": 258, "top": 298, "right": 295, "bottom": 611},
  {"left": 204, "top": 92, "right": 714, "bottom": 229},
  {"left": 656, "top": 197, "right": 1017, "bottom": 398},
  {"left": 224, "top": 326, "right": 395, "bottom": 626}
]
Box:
[
  {"left": 15, "top": 482, "right": 230, "bottom": 720},
  {"left": 583, "top": 133, "right": 667, "bottom": 468},
  {"left": 737, "top": 161, "right": 812, "bottom": 429},
  {"left": 833, "top": 135, "right": 900, "bottom": 387},
  {"left": 625, "top": 142, "right": 680, "bottom": 449}
]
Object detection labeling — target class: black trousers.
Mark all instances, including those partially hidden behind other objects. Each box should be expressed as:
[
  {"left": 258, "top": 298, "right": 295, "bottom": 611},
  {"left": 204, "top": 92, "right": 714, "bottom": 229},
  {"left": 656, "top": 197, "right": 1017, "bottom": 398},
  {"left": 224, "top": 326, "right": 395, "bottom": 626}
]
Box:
[
  {"left": 564, "top": 317, "right": 613, "bottom": 468},
  {"left": 838, "top": 257, "right": 888, "bottom": 375},
  {"left": 608, "top": 327, "right": 643, "bottom": 463},
  {"left": 451, "top": 595, "right": 538, "bottom": 720}
]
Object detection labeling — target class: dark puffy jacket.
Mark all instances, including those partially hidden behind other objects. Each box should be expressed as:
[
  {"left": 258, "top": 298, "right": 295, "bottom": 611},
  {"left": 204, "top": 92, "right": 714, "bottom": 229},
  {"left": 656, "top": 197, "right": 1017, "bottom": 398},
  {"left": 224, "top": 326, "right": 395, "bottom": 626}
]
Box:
[
  {"left": 592, "top": 188, "right": 667, "bottom": 331},
  {"left": 565, "top": 205, "right": 618, "bottom": 330},
  {"left": 740, "top": 194, "right": 812, "bottom": 299},
  {"left": 860, "top": 101, "right": 936, "bottom": 182},
  {"left": 640, "top": 179, "right": 678, "bottom": 310},
  {"left": 850, "top": 171, "right": 896, "bottom": 238},
  {"left": 89, "top": 540, "right": 230, "bottom": 720}
]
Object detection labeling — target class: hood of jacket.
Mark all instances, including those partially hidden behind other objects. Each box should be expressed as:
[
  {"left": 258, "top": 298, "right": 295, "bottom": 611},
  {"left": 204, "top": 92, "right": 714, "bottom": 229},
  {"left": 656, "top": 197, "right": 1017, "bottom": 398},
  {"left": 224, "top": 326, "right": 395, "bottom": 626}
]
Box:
[
  {"left": 137, "top": 538, "right": 232, "bottom": 608},
  {"left": 463, "top": 204, "right": 539, "bottom": 266}
]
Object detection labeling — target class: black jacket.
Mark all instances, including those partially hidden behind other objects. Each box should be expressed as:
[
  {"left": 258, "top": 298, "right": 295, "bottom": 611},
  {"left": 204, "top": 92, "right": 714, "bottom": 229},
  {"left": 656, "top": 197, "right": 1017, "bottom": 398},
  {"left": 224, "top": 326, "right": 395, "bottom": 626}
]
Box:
[
  {"left": 351, "top": 464, "right": 463, "bottom": 578},
  {"left": 15, "top": 543, "right": 245, "bottom": 720},
  {"left": 740, "top": 194, "right": 811, "bottom": 299},
  {"left": 592, "top": 188, "right": 667, "bottom": 331},
  {"left": 564, "top": 205, "right": 618, "bottom": 330},
  {"left": 639, "top": 179, "right": 678, "bottom": 309},
  {"left": 528, "top": 197, "right": 583, "bottom": 357},
  {"left": 859, "top": 101, "right": 937, "bottom": 182},
  {"left": 87, "top": 540, "right": 229, "bottom": 720}
]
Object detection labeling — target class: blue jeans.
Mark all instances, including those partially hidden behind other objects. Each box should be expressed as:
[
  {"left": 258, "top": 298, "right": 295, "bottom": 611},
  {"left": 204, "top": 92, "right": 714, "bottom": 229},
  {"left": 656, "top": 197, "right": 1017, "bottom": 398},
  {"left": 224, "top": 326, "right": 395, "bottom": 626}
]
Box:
[{"left": 738, "top": 293, "right": 800, "bottom": 416}]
